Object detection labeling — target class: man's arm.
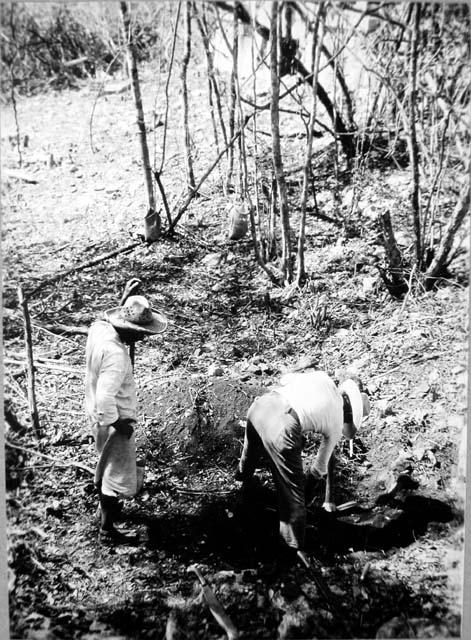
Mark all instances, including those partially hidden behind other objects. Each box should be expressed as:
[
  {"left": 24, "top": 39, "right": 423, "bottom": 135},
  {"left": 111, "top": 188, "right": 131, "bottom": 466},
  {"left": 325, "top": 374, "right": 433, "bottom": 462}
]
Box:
[{"left": 95, "top": 349, "right": 134, "bottom": 439}]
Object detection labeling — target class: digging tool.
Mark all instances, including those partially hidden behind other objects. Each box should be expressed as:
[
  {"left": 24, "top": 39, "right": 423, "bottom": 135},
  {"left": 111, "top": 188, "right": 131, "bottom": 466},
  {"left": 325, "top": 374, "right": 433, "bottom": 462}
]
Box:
[
  {"left": 120, "top": 278, "right": 142, "bottom": 369},
  {"left": 296, "top": 551, "right": 352, "bottom": 638},
  {"left": 187, "top": 564, "right": 239, "bottom": 640}
]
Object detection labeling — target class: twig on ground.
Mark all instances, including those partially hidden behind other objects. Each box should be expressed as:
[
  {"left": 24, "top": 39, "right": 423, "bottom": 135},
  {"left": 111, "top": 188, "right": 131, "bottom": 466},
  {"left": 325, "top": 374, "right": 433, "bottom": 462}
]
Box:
[
  {"left": 5, "top": 440, "right": 94, "bottom": 475},
  {"left": 5, "top": 357, "right": 81, "bottom": 375},
  {"left": 25, "top": 241, "right": 141, "bottom": 301},
  {"left": 32, "top": 322, "right": 88, "bottom": 338}
]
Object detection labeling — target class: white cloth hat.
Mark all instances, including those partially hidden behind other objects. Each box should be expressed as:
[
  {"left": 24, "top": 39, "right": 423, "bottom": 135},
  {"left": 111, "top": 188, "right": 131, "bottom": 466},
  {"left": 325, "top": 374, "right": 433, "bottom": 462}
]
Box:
[
  {"left": 106, "top": 295, "right": 167, "bottom": 335},
  {"left": 339, "top": 378, "right": 370, "bottom": 431}
]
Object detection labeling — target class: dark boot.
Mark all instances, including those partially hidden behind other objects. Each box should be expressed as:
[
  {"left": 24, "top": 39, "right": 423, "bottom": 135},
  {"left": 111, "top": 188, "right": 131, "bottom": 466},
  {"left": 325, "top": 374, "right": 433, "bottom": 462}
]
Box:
[{"left": 98, "top": 493, "right": 136, "bottom": 546}]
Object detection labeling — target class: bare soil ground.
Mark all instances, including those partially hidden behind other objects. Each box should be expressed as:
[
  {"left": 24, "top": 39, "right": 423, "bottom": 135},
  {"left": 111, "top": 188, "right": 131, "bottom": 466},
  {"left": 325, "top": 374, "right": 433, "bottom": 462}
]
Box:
[{"left": 2, "top": 68, "right": 468, "bottom": 639}]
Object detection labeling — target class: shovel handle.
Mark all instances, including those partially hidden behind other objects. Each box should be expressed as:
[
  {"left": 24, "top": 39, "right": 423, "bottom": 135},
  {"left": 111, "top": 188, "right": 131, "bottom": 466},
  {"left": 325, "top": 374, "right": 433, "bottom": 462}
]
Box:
[{"left": 188, "top": 564, "right": 207, "bottom": 586}]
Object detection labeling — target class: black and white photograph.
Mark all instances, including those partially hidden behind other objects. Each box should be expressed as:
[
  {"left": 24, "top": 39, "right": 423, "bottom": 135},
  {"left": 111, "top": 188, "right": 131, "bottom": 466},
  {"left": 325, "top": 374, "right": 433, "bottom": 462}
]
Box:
[{"left": 1, "top": 1, "right": 469, "bottom": 638}]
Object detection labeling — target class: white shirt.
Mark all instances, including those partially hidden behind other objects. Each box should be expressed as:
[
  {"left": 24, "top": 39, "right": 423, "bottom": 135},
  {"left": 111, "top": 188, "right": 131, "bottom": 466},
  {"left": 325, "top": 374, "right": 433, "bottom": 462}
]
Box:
[
  {"left": 275, "top": 371, "right": 343, "bottom": 475},
  {"left": 85, "top": 321, "right": 137, "bottom": 427}
]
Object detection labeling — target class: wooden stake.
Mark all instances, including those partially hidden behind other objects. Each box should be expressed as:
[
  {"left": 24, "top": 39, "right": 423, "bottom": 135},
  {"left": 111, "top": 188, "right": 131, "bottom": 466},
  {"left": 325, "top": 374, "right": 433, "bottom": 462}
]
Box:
[{"left": 17, "top": 285, "right": 40, "bottom": 437}]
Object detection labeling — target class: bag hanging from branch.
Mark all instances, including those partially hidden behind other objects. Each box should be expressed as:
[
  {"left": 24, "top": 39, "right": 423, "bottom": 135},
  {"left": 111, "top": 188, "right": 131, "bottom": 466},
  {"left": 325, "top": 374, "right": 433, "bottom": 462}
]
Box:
[{"left": 228, "top": 202, "right": 248, "bottom": 240}]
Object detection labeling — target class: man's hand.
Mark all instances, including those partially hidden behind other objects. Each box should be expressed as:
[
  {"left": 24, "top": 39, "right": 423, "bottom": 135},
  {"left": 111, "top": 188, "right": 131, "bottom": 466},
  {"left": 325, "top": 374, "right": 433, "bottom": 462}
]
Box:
[
  {"left": 112, "top": 418, "right": 135, "bottom": 439},
  {"left": 305, "top": 470, "right": 325, "bottom": 505}
]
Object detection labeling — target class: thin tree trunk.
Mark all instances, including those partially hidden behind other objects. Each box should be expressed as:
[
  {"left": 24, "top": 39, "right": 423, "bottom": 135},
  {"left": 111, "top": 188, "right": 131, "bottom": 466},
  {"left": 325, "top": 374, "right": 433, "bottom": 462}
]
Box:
[
  {"left": 249, "top": 16, "right": 264, "bottom": 263},
  {"left": 158, "top": 0, "right": 181, "bottom": 173},
  {"left": 296, "top": 4, "right": 324, "bottom": 286},
  {"left": 425, "top": 182, "right": 470, "bottom": 285},
  {"left": 181, "top": 0, "right": 196, "bottom": 195},
  {"left": 204, "top": 8, "right": 228, "bottom": 147},
  {"left": 225, "top": 7, "right": 238, "bottom": 191},
  {"left": 201, "top": 31, "right": 219, "bottom": 154},
  {"left": 194, "top": 3, "right": 228, "bottom": 149},
  {"left": 9, "top": 5, "right": 22, "bottom": 167},
  {"left": 17, "top": 286, "right": 41, "bottom": 437},
  {"left": 409, "top": 2, "right": 422, "bottom": 267},
  {"left": 120, "top": 1, "right": 159, "bottom": 241},
  {"left": 270, "top": 0, "right": 292, "bottom": 283}
]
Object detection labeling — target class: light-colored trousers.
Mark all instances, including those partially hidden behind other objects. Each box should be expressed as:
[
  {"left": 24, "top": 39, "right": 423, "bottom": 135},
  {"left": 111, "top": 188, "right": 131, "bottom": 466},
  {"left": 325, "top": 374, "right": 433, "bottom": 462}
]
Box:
[{"left": 92, "top": 422, "right": 138, "bottom": 498}]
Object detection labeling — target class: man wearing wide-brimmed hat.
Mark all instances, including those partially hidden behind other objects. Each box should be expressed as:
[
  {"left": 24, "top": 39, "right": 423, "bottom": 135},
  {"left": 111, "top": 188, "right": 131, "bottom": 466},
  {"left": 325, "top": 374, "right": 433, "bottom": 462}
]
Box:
[
  {"left": 236, "top": 370, "right": 370, "bottom": 561},
  {"left": 85, "top": 293, "right": 167, "bottom": 544}
]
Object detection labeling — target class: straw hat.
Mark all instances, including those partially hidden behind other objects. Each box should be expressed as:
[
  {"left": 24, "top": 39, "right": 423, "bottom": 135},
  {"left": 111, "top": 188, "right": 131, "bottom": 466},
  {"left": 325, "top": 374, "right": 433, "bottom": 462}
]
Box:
[
  {"left": 339, "top": 379, "right": 370, "bottom": 431},
  {"left": 106, "top": 295, "right": 167, "bottom": 335}
]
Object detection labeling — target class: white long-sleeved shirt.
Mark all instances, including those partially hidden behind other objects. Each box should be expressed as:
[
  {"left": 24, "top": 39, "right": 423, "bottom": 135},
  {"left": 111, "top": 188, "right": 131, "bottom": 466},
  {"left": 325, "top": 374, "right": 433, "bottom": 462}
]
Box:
[
  {"left": 275, "top": 371, "right": 343, "bottom": 476},
  {"left": 85, "top": 321, "right": 137, "bottom": 426}
]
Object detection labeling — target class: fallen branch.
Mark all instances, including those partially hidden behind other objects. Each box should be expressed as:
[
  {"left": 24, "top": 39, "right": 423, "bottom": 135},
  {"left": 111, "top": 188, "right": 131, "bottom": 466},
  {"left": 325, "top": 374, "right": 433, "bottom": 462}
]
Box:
[
  {"left": 33, "top": 322, "right": 89, "bottom": 336},
  {"left": 62, "top": 56, "right": 87, "bottom": 68},
  {"left": 25, "top": 241, "right": 141, "bottom": 301},
  {"left": 169, "top": 482, "right": 235, "bottom": 496},
  {"left": 4, "top": 357, "right": 81, "bottom": 375},
  {"left": 17, "top": 285, "right": 41, "bottom": 437},
  {"left": 4, "top": 168, "right": 39, "bottom": 184},
  {"left": 5, "top": 440, "right": 94, "bottom": 475}
]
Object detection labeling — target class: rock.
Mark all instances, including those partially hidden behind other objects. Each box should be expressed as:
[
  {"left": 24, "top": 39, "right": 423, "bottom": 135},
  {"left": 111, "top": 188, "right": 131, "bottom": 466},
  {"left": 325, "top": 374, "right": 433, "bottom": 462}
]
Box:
[
  {"left": 361, "top": 275, "right": 378, "bottom": 296},
  {"left": 201, "top": 252, "right": 223, "bottom": 268},
  {"left": 376, "top": 399, "right": 395, "bottom": 417},
  {"left": 376, "top": 616, "right": 453, "bottom": 638},
  {"left": 278, "top": 611, "right": 314, "bottom": 639},
  {"left": 395, "top": 231, "right": 413, "bottom": 247},
  {"left": 342, "top": 187, "right": 355, "bottom": 207},
  {"left": 207, "top": 363, "right": 223, "bottom": 377}
]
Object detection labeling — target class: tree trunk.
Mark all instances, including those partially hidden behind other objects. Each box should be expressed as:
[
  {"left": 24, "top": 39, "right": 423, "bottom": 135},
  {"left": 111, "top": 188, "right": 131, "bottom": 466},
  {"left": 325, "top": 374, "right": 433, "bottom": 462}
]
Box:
[
  {"left": 201, "top": 5, "right": 228, "bottom": 147},
  {"left": 270, "top": 0, "right": 292, "bottom": 283},
  {"left": 409, "top": 2, "right": 422, "bottom": 267},
  {"left": 158, "top": 0, "right": 181, "bottom": 174},
  {"left": 194, "top": 2, "right": 220, "bottom": 157},
  {"left": 120, "top": 1, "right": 160, "bottom": 241},
  {"left": 181, "top": 0, "right": 196, "bottom": 195},
  {"left": 425, "top": 182, "right": 470, "bottom": 285},
  {"left": 296, "top": 3, "right": 325, "bottom": 286},
  {"left": 225, "top": 7, "right": 239, "bottom": 192},
  {"left": 378, "top": 210, "right": 408, "bottom": 297}
]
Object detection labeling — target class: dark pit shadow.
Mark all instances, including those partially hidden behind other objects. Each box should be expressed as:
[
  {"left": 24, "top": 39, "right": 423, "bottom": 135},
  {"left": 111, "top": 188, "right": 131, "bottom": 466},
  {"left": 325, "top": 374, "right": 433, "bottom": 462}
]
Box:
[
  {"left": 305, "top": 493, "right": 454, "bottom": 553},
  {"left": 124, "top": 483, "right": 454, "bottom": 568}
]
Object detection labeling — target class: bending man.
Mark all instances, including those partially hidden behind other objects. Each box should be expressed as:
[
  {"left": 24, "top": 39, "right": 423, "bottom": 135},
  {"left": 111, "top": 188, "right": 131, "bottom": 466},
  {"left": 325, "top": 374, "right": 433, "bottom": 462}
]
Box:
[{"left": 236, "top": 370, "right": 370, "bottom": 555}]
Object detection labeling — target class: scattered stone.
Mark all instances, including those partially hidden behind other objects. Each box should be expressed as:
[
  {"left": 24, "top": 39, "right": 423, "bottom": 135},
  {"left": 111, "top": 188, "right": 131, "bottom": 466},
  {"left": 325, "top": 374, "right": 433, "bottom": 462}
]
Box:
[{"left": 376, "top": 399, "right": 395, "bottom": 417}]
